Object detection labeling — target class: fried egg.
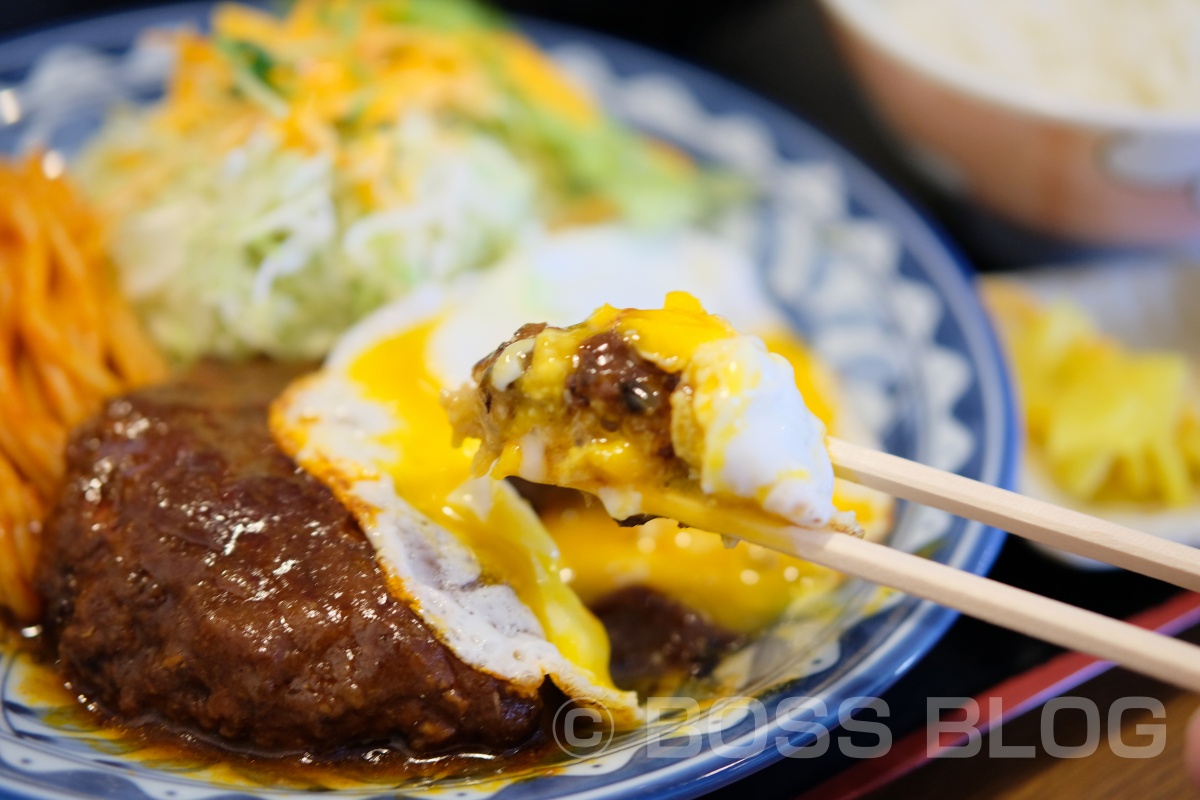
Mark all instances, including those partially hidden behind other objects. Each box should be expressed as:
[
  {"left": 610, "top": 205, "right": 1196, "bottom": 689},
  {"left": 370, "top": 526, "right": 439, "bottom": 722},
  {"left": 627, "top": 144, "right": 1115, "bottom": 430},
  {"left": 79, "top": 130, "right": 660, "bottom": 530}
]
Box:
[
  {"left": 451, "top": 292, "right": 854, "bottom": 532},
  {"left": 271, "top": 226, "right": 892, "bottom": 718}
]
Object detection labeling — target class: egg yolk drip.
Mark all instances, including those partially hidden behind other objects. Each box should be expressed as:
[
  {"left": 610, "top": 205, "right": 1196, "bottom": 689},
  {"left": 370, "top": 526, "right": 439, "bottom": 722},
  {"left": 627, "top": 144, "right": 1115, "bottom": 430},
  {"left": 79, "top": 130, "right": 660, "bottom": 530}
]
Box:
[
  {"left": 479, "top": 292, "right": 737, "bottom": 490},
  {"left": 346, "top": 320, "right": 619, "bottom": 693},
  {"left": 536, "top": 325, "right": 882, "bottom": 635},
  {"left": 455, "top": 291, "right": 849, "bottom": 531},
  {"left": 444, "top": 292, "right": 878, "bottom": 632}
]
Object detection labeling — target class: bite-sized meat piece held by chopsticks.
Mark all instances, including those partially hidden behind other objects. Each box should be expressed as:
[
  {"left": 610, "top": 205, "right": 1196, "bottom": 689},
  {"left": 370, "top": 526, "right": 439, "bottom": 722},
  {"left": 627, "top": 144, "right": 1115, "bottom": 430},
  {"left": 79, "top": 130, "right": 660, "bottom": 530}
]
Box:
[{"left": 444, "top": 290, "right": 861, "bottom": 534}]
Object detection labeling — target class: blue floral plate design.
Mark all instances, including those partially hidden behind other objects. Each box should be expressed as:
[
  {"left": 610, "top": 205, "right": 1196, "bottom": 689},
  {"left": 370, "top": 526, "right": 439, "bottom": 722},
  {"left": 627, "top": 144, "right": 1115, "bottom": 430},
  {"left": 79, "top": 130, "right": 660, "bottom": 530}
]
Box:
[{"left": 0, "top": 5, "right": 1016, "bottom": 799}]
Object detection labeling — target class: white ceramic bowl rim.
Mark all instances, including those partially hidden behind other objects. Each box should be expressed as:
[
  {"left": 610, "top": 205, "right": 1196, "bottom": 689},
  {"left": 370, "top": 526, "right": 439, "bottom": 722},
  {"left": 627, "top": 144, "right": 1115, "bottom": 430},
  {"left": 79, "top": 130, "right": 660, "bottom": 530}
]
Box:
[{"left": 823, "top": 0, "right": 1200, "bottom": 132}]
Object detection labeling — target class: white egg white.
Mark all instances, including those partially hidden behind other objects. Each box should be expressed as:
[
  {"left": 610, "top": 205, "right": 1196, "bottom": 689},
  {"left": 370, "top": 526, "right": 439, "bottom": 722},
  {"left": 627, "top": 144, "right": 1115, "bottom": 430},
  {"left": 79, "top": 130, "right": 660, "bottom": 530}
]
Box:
[
  {"left": 673, "top": 336, "right": 839, "bottom": 529},
  {"left": 273, "top": 224, "right": 889, "bottom": 719}
]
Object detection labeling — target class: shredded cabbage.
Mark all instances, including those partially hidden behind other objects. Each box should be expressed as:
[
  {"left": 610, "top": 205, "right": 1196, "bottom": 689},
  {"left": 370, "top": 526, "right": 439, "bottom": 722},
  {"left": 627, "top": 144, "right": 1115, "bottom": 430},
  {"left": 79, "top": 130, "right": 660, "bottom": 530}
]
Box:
[
  {"left": 75, "top": 0, "right": 741, "bottom": 362},
  {"left": 82, "top": 111, "right": 536, "bottom": 361}
]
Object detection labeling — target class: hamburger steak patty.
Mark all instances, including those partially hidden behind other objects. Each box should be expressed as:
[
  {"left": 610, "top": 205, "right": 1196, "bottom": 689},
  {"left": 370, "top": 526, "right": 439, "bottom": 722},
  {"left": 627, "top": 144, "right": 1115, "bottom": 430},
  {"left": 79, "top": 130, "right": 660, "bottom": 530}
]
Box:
[{"left": 37, "top": 364, "right": 544, "bottom": 755}]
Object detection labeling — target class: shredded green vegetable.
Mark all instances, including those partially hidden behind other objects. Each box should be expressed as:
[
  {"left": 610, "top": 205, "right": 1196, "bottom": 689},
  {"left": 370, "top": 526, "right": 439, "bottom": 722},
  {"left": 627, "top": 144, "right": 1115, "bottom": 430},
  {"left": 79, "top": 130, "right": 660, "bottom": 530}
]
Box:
[{"left": 77, "top": 0, "right": 745, "bottom": 362}]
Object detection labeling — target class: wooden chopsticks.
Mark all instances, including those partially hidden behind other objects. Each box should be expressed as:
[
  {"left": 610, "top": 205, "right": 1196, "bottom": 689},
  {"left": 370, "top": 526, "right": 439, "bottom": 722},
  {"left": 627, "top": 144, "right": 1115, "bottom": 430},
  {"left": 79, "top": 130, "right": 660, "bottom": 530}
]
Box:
[
  {"left": 828, "top": 437, "right": 1200, "bottom": 593},
  {"left": 641, "top": 470, "right": 1200, "bottom": 695}
]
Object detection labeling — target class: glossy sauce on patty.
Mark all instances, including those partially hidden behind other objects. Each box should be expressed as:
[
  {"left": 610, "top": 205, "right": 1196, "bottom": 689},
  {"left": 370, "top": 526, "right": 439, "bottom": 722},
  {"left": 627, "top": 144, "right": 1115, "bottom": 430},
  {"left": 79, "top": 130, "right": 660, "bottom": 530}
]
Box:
[{"left": 29, "top": 361, "right": 739, "bottom": 782}]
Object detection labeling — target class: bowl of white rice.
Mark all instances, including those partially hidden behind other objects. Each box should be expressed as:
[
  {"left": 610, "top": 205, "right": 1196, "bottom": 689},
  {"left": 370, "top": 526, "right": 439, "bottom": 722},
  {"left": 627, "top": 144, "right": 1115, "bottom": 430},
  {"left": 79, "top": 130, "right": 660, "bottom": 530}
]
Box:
[{"left": 822, "top": 0, "right": 1200, "bottom": 246}]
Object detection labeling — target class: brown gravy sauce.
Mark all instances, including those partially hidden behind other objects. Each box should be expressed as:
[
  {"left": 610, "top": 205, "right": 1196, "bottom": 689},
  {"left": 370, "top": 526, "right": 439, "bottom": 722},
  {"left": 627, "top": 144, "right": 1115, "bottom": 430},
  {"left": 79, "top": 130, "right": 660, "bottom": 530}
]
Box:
[
  {"left": 6, "top": 626, "right": 564, "bottom": 790},
  {"left": 8, "top": 590, "right": 735, "bottom": 791},
  {"left": 10, "top": 361, "right": 741, "bottom": 789}
]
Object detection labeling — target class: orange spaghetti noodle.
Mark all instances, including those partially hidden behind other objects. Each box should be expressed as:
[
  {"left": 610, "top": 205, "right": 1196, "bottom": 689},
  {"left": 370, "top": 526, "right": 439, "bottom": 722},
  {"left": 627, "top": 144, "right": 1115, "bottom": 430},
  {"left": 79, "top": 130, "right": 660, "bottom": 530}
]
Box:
[{"left": 0, "top": 155, "right": 166, "bottom": 623}]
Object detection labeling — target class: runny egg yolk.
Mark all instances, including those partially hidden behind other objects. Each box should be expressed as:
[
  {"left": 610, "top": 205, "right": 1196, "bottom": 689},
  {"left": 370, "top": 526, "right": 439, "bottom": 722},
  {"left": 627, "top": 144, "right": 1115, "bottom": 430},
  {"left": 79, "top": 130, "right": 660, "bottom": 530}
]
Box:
[
  {"left": 519, "top": 291, "right": 734, "bottom": 399},
  {"left": 534, "top": 316, "right": 882, "bottom": 634},
  {"left": 493, "top": 291, "right": 741, "bottom": 487},
  {"left": 607, "top": 290, "right": 737, "bottom": 371},
  {"left": 347, "top": 321, "right": 617, "bottom": 690},
  {"left": 544, "top": 483, "right": 883, "bottom": 635},
  {"left": 345, "top": 298, "right": 883, "bottom": 652},
  {"left": 476, "top": 292, "right": 882, "bottom": 634},
  {"left": 482, "top": 291, "right": 848, "bottom": 532},
  {"left": 544, "top": 506, "right": 842, "bottom": 634}
]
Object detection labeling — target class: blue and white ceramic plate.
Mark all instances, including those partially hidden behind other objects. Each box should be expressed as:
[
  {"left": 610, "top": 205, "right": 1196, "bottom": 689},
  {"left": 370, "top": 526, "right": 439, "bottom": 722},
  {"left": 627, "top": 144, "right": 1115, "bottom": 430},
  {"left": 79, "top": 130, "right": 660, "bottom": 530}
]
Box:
[{"left": 0, "top": 5, "right": 1016, "bottom": 799}]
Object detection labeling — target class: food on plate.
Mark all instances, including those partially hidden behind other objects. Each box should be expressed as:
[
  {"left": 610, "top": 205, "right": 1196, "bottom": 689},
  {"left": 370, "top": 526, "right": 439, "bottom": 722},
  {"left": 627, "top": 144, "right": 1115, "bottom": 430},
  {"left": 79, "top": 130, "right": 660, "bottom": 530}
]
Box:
[
  {"left": 442, "top": 286, "right": 891, "bottom": 640},
  {"left": 984, "top": 281, "right": 1200, "bottom": 530},
  {"left": 445, "top": 291, "right": 859, "bottom": 533},
  {"left": 270, "top": 247, "right": 891, "bottom": 745},
  {"left": 0, "top": 156, "right": 166, "bottom": 623},
  {"left": 5, "top": 0, "right": 895, "bottom": 770},
  {"left": 37, "top": 363, "right": 547, "bottom": 755},
  {"left": 75, "top": 0, "right": 737, "bottom": 362},
  {"left": 882, "top": 0, "right": 1200, "bottom": 112}
]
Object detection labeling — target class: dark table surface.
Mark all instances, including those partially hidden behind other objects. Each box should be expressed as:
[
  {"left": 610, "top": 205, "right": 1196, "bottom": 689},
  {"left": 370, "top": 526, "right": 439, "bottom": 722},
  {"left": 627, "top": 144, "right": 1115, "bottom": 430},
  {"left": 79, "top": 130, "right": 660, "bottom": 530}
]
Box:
[{"left": 1, "top": 2, "right": 1191, "bottom": 797}]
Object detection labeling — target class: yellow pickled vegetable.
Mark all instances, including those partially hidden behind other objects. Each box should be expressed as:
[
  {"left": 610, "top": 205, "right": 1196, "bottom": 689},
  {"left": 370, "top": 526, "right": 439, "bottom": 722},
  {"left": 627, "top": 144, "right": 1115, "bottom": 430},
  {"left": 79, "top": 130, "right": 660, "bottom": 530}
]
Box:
[{"left": 984, "top": 281, "right": 1200, "bottom": 506}]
